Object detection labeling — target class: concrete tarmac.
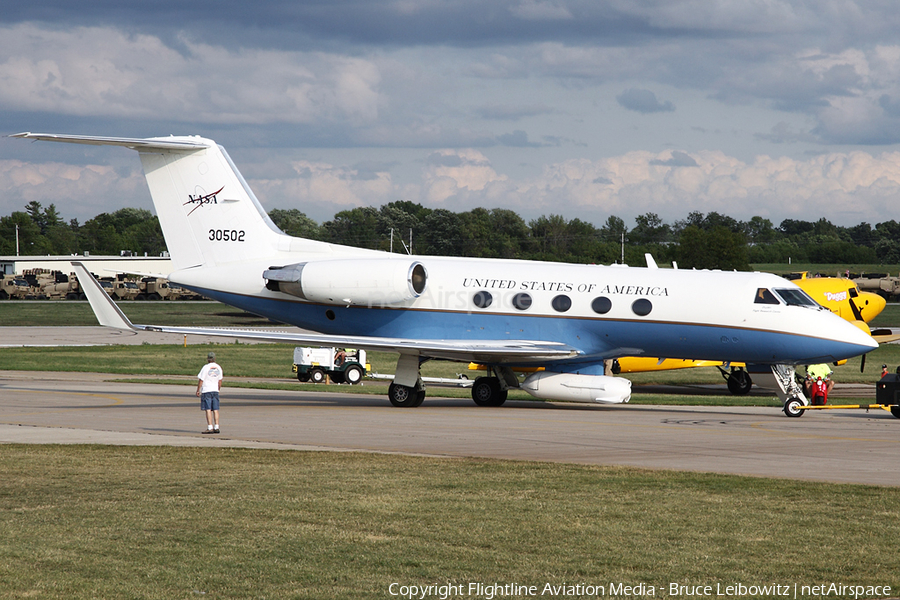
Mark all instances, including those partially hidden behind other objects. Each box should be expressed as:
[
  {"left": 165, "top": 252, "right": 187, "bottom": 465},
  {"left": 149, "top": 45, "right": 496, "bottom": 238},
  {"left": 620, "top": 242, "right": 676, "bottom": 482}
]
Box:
[{"left": 1, "top": 370, "right": 898, "bottom": 487}]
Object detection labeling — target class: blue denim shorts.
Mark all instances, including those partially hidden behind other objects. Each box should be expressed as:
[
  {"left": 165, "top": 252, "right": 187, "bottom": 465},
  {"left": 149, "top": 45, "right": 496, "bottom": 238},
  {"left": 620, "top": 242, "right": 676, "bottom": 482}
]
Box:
[{"left": 200, "top": 391, "right": 220, "bottom": 411}]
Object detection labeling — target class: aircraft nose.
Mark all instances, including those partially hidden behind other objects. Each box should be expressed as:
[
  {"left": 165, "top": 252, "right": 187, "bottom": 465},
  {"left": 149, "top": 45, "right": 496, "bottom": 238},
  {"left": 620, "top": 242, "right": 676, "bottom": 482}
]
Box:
[
  {"left": 841, "top": 317, "right": 879, "bottom": 351},
  {"left": 856, "top": 291, "right": 886, "bottom": 322}
]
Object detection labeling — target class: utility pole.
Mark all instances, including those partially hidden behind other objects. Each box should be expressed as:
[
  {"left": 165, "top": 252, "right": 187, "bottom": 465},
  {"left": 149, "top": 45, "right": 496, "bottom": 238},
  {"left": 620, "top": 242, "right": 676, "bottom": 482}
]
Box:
[{"left": 15, "top": 224, "right": 19, "bottom": 256}]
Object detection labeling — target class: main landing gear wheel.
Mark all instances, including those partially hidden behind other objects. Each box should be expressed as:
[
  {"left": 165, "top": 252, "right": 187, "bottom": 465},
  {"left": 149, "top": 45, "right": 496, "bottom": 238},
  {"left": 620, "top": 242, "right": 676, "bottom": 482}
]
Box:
[
  {"left": 388, "top": 382, "right": 425, "bottom": 407},
  {"left": 783, "top": 398, "right": 806, "bottom": 418},
  {"left": 727, "top": 369, "right": 752, "bottom": 396},
  {"left": 471, "top": 377, "right": 507, "bottom": 407},
  {"left": 344, "top": 364, "right": 364, "bottom": 385}
]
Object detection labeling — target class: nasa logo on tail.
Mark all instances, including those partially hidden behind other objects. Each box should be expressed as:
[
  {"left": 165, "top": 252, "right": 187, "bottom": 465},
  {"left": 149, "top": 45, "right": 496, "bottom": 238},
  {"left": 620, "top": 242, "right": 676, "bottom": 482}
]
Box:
[{"left": 184, "top": 186, "right": 225, "bottom": 215}]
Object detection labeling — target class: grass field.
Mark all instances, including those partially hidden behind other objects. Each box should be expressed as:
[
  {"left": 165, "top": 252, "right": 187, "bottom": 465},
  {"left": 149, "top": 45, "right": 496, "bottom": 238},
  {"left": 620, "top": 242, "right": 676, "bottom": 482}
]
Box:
[
  {"left": 1, "top": 446, "right": 899, "bottom": 600},
  {"left": 0, "top": 300, "right": 275, "bottom": 327}
]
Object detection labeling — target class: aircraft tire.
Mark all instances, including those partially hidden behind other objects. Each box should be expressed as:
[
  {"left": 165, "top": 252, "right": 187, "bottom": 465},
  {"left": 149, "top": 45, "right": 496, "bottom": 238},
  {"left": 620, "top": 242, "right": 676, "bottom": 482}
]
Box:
[
  {"left": 472, "top": 377, "right": 505, "bottom": 406},
  {"left": 388, "top": 382, "right": 420, "bottom": 407},
  {"left": 890, "top": 406, "right": 900, "bottom": 419},
  {"left": 297, "top": 372, "right": 310, "bottom": 383},
  {"left": 344, "top": 364, "right": 364, "bottom": 385},
  {"left": 727, "top": 369, "right": 752, "bottom": 395},
  {"left": 783, "top": 398, "right": 805, "bottom": 418},
  {"left": 330, "top": 371, "right": 346, "bottom": 384},
  {"left": 309, "top": 368, "right": 326, "bottom": 384}
]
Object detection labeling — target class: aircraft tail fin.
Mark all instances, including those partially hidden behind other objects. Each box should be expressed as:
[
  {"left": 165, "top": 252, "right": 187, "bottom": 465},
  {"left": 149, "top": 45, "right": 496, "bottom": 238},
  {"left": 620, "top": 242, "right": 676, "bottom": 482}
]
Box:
[{"left": 12, "top": 133, "right": 285, "bottom": 271}]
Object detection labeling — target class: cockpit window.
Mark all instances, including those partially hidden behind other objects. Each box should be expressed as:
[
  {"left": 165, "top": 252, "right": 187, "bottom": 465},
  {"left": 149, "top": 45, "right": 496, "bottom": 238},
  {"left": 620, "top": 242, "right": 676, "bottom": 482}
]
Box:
[
  {"left": 774, "top": 288, "right": 819, "bottom": 307},
  {"left": 755, "top": 288, "right": 780, "bottom": 305},
  {"left": 849, "top": 287, "right": 859, "bottom": 298}
]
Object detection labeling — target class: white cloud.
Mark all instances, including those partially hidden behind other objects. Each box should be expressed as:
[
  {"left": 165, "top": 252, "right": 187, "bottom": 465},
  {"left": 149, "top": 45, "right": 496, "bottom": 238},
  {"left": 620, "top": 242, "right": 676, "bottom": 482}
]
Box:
[
  {"left": 5, "top": 147, "right": 900, "bottom": 227},
  {"left": 254, "top": 148, "right": 900, "bottom": 225},
  {"left": 422, "top": 149, "right": 509, "bottom": 204},
  {"left": 0, "top": 159, "right": 147, "bottom": 219},
  {"left": 504, "top": 150, "right": 900, "bottom": 224},
  {"left": 0, "top": 24, "right": 382, "bottom": 125},
  {"left": 250, "top": 160, "right": 397, "bottom": 214}
]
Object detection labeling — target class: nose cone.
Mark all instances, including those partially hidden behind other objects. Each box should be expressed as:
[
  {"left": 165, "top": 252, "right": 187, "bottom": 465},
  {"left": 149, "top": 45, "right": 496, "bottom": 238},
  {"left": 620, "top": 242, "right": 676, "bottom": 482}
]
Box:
[
  {"left": 833, "top": 314, "right": 879, "bottom": 354},
  {"left": 856, "top": 291, "right": 886, "bottom": 323}
]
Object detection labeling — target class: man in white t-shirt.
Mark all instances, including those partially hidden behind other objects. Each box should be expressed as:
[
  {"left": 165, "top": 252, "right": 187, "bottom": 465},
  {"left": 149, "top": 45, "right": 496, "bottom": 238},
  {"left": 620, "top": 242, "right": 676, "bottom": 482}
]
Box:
[{"left": 196, "top": 352, "right": 224, "bottom": 434}]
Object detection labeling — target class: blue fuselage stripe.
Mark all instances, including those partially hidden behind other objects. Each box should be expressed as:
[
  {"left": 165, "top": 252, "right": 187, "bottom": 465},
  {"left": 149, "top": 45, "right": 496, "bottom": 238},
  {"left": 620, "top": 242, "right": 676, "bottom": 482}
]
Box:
[{"left": 194, "top": 288, "right": 868, "bottom": 365}]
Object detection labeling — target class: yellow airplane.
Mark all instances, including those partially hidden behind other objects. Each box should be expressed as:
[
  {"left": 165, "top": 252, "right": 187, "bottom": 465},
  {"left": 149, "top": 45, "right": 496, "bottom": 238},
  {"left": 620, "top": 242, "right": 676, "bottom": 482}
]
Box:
[{"left": 787, "top": 272, "right": 885, "bottom": 327}]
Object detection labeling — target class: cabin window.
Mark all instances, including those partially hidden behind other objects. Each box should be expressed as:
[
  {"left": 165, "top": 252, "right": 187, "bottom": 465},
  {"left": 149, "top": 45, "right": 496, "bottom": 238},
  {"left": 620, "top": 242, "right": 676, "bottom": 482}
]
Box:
[
  {"left": 632, "top": 298, "right": 652, "bottom": 316},
  {"left": 754, "top": 288, "right": 780, "bottom": 305},
  {"left": 774, "top": 288, "right": 818, "bottom": 307},
  {"left": 472, "top": 291, "right": 492, "bottom": 309},
  {"left": 512, "top": 292, "right": 532, "bottom": 310},
  {"left": 591, "top": 296, "right": 612, "bottom": 314},
  {"left": 551, "top": 295, "right": 572, "bottom": 312}
]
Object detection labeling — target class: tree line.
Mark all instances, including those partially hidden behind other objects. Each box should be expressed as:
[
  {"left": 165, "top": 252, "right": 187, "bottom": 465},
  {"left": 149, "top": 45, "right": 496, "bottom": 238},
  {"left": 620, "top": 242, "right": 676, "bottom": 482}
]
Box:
[{"left": 3, "top": 200, "right": 899, "bottom": 270}]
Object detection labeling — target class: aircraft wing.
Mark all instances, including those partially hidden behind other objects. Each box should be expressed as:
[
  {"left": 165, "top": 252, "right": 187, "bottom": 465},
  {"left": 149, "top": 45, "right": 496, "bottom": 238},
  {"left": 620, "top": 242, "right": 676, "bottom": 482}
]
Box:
[
  {"left": 871, "top": 328, "right": 900, "bottom": 344},
  {"left": 71, "top": 263, "right": 582, "bottom": 364}
]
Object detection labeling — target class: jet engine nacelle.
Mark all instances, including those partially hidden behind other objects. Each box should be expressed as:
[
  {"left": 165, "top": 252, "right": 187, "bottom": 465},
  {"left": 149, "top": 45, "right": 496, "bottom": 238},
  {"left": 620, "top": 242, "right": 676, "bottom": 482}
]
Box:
[
  {"left": 521, "top": 371, "right": 632, "bottom": 404},
  {"left": 264, "top": 259, "right": 427, "bottom": 306}
]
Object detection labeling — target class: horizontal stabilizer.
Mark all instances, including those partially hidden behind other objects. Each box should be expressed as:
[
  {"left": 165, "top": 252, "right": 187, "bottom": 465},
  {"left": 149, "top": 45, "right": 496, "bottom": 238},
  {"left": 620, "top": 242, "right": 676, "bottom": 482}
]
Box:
[{"left": 10, "top": 132, "right": 208, "bottom": 151}]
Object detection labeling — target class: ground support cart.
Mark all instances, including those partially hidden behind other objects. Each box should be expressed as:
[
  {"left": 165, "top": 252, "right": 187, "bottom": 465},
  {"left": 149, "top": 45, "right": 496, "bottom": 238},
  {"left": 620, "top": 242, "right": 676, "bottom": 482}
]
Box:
[{"left": 293, "top": 347, "right": 369, "bottom": 385}]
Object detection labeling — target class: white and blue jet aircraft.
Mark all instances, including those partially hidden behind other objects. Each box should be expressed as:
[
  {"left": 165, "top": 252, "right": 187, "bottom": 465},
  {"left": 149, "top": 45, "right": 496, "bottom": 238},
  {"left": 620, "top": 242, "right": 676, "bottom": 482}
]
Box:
[{"left": 13, "top": 132, "right": 878, "bottom": 408}]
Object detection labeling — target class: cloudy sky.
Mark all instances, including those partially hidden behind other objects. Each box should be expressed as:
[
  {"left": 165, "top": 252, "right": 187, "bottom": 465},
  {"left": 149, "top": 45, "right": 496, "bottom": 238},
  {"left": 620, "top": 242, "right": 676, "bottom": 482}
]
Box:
[{"left": 3, "top": 1, "right": 900, "bottom": 229}]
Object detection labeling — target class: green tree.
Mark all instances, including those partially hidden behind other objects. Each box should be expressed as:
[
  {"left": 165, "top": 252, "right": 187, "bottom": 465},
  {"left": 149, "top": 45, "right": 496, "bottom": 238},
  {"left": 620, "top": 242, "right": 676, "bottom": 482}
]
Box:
[
  {"left": 529, "top": 214, "right": 570, "bottom": 260},
  {"left": 79, "top": 208, "right": 159, "bottom": 255},
  {"left": 378, "top": 203, "right": 427, "bottom": 254},
  {"left": 629, "top": 213, "right": 670, "bottom": 244},
  {"left": 0, "top": 212, "right": 44, "bottom": 255},
  {"left": 268, "top": 208, "right": 320, "bottom": 239},
  {"left": 456, "top": 208, "right": 531, "bottom": 258},
  {"left": 743, "top": 216, "right": 779, "bottom": 244},
  {"left": 321, "top": 207, "right": 381, "bottom": 249},
  {"left": 677, "top": 225, "right": 749, "bottom": 270},
  {"left": 599, "top": 215, "right": 627, "bottom": 242},
  {"left": 419, "top": 209, "right": 465, "bottom": 256},
  {"left": 779, "top": 219, "right": 815, "bottom": 237}
]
